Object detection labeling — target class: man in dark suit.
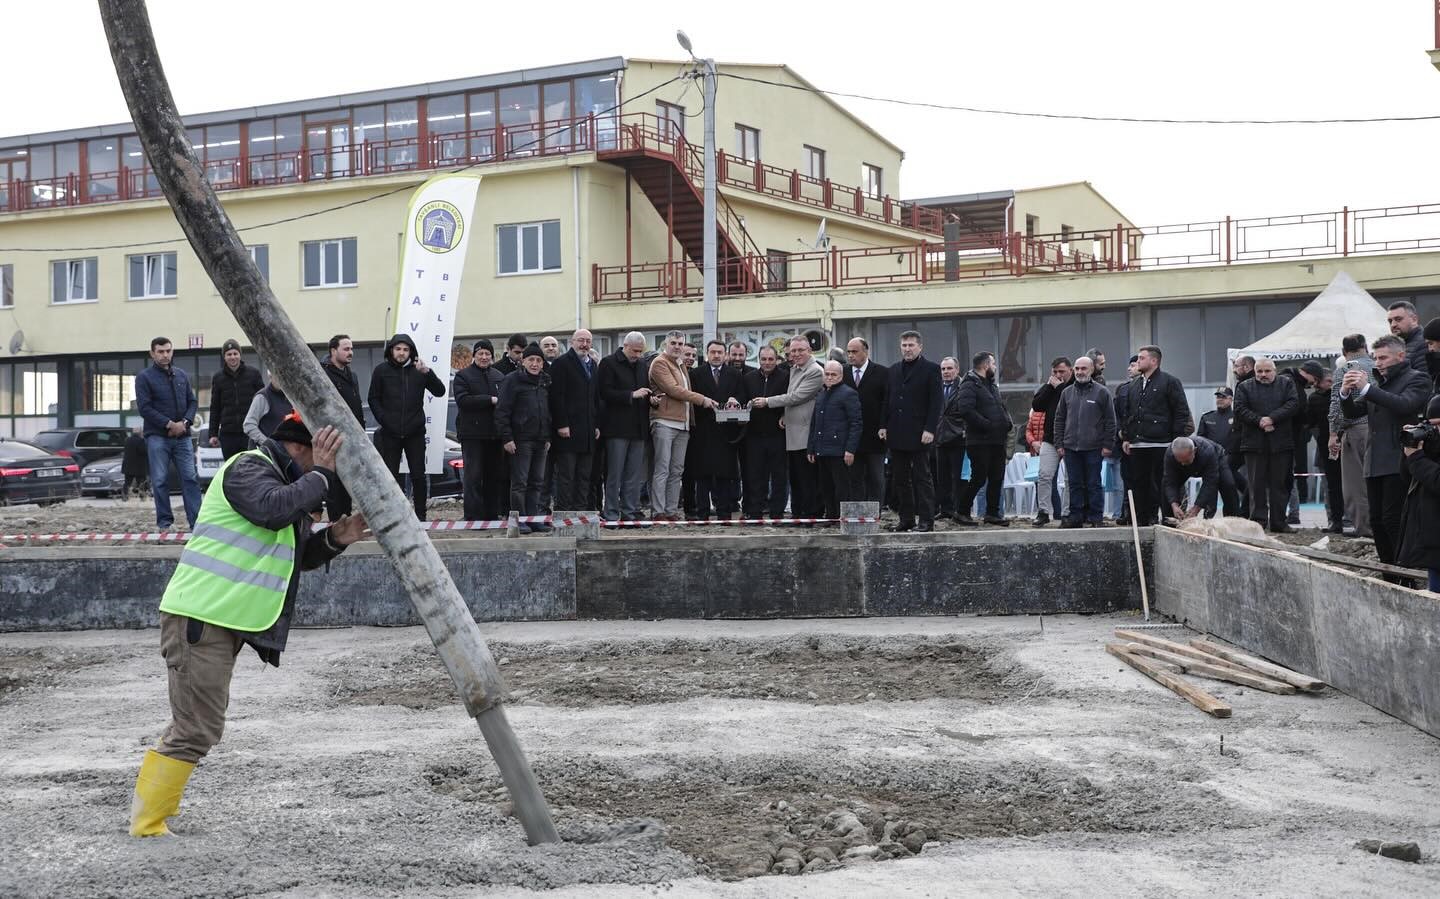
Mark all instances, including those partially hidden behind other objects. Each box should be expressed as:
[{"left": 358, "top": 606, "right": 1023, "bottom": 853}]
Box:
[
  {"left": 547, "top": 329, "right": 600, "bottom": 511},
  {"left": 809, "top": 361, "right": 864, "bottom": 519},
  {"left": 688, "top": 339, "right": 746, "bottom": 519},
  {"left": 844, "top": 336, "right": 889, "bottom": 506},
  {"left": 934, "top": 356, "right": 966, "bottom": 518},
  {"left": 742, "top": 346, "right": 790, "bottom": 518},
  {"left": 879, "top": 329, "right": 944, "bottom": 531},
  {"left": 1120, "top": 345, "right": 1193, "bottom": 526}
]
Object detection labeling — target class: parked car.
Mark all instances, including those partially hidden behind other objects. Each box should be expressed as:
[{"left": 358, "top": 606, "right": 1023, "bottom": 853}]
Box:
[
  {"left": 194, "top": 427, "right": 224, "bottom": 489},
  {"left": 30, "top": 427, "right": 133, "bottom": 468},
  {"left": 80, "top": 456, "right": 130, "bottom": 497},
  {"left": 0, "top": 438, "right": 82, "bottom": 506}
]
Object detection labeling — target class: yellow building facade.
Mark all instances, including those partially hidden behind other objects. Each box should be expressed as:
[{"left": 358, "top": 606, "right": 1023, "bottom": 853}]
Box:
[{"left": 2, "top": 55, "right": 1437, "bottom": 437}]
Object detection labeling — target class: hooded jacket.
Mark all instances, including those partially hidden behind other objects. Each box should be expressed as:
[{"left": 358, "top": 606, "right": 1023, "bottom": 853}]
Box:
[{"left": 367, "top": 333, "right": 446, "bottom": 438}]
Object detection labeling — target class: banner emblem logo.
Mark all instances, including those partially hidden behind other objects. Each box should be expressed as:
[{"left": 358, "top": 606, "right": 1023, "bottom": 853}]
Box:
[{"left": 416, "top": 200, "right": 464, "bottom": 253}]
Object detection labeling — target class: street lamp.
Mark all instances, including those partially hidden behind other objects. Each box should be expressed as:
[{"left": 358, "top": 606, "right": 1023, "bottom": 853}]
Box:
[{"left": 677, "top": 30, "right": 719, "bottom": 343}]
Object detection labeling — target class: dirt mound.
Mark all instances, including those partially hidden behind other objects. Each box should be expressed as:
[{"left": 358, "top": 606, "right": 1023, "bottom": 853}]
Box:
[{"left": 326, "top": 634, "right": 1049, "bottom": 710}]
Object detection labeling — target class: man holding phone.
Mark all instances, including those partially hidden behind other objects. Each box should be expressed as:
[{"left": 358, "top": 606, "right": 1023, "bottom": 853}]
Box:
[{"left": 1328, "top": 334, "right": 1374, "bottom": 537}]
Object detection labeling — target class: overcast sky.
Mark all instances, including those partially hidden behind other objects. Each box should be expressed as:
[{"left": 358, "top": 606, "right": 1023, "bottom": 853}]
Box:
[{"left": 4, "top": 0, "right": 1438, "bottom": 226}]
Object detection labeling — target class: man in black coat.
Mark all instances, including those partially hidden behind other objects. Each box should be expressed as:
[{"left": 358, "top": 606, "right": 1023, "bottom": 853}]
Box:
[
  {"left": 452, "top": 339, "right": 508, "bottom": 521},
  {"left": 879, "top": 330, "right": 943, "bottom": 531},
  {"left": 808, "top": 361, "right": 864, "bottom": 519},
  {"left": 1234, "top": 358, "right": 1301, "bottom": 532},
  {"left": 1397, "top": 395, "right": 1440, "bottom": 591},
  {"left": 1162, "top": 435, "right": 1239, "bottom": 521},
  {"left": 597, "top": 332, "right": 653, "bottom": 522},
  {"left": 494, "top": 334, "right": 528, "bottom": 376},
  {"left": 1198, "top": 387, "right": 1248, "bottom": 518},
  {"left": 1387, "top": 300, "right": 1428, "bottom": 375},
  {"left": 934, "top": 356, "right": 966, "bottom": 518},
  {"left": 207, "top": 339, "right": 263, "bottom": 459},
  {"left": 497, "top": 344, "right": 553, "bottom": 534},
  {"left": 742, "top": 346, "right": 790, "bottom": 518},
  {"left": 1341, "top": 334, "right": 1432, "bottom": 564},
  {"left": 320, "top": 334, "right": 366, "bottom": 518},
  {"left": 1306, "top": 372, "right": 1344, "bottom": 532},
  {"left": 1120, "top": 345, "right": 1193, "bottom": 526},
  {"left": 687, "top": 340, "right": 745, "bottom": 519},
  {"left": 547, "top": 329, "right": 600, "bottom": 511},
  {"left": 954, "top": 351, "right": 1014, "bottom": 526},
  {"left": 367, "top": 333, "right": 446, "bottom": 520},
  {"left": 843, "top": 336, "right": 889, "bottom": 506},
  {"left": 321, "top": 334, "right": 365, "bottom": 425},
  {"left": 1279, "top": 361, "right": 1323, "bottom": 524}
]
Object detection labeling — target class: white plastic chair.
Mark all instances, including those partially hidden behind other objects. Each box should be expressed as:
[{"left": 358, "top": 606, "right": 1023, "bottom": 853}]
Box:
[{"left": 1002, "top": 452, "right": 1037, "bottom": 517}]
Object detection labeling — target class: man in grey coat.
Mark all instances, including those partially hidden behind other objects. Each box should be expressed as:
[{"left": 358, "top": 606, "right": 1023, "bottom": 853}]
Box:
[{"left": 1053, "top": 356, "right": 1115, "bottom": 527}]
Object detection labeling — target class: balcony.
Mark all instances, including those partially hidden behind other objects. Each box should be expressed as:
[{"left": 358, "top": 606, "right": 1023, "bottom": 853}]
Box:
[{"left": 592, "top": 201, "right": 1440, "bottom": 301}]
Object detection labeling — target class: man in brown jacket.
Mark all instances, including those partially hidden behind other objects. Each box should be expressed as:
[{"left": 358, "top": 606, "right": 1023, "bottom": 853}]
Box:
[{"left": 649, "top": 329, "right": 718, "bottom": 520}]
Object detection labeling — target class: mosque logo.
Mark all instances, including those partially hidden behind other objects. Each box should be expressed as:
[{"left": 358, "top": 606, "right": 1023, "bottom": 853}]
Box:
[{"left": 416, "top": 200, "right": 464, "bottom": 253}]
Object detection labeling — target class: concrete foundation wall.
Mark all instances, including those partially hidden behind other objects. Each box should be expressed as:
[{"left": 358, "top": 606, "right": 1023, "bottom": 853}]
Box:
[
  {"left": 0, "top": 529, "right": 1146, "bottom": 632},
  {"left": 1152, "top": 528, "right": 1440, "bottom": 739}
]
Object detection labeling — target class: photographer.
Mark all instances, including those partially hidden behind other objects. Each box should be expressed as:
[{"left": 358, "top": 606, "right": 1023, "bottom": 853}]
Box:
[{"left": 1397, "top": 396, "right": 1440, "bottom": 594}]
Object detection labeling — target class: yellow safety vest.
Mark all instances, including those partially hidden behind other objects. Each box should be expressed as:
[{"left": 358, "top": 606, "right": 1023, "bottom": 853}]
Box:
[{"left": 158, "top": 449, "right": 297, "bottom": 632}]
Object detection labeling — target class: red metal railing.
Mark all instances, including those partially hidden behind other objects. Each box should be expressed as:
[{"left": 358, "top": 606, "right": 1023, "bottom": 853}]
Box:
[
  {"left": 593, "top": 203, "right": 1440, "bottom": 301},
  {"left": 0, "top": 112, "right": 938, "bottom": 239}
]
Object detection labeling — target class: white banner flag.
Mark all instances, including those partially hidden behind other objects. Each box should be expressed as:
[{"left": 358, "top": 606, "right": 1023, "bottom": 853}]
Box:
[{"left": 393, "top": 173, "right": 482, "bottom": 473}]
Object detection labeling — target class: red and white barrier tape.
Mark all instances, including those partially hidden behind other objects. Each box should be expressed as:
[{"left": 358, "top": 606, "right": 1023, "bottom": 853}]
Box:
[
  {"left": 601, "top": 516, "right": 878, "bottom": 527},
  {"left": 0, "top": 515, "right": 600, "bottom": 542},
  {"left": 0, "top": 531, "right": 191, "bottom": 543}
]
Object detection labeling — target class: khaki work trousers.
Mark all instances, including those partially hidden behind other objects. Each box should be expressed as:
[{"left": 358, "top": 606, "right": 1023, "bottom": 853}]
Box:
[
  {"left": 155, "top": 612, "right": 245, "bottom": 764},
  {"left": 1340, "top": 421, "right": 1372, "bottom": 538}
]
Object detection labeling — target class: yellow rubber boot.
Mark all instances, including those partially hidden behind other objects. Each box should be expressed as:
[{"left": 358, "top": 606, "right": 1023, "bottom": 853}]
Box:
[{"left": 129, "top": 750, "right": 195, "bottom": 837}]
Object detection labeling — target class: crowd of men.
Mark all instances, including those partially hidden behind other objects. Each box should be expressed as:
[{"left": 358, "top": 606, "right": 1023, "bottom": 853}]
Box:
[{"left": 127, "top": 302, "right": 1440, "bottom": 587}]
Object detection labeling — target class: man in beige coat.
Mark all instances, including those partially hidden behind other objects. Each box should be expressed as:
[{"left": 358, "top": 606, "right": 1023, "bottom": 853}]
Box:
[
  {"left": 649, "top": 329, "right": 718, "bottom": 520},
  {"left": 752, "top": 335, "right": 825, "bottom": 517}
]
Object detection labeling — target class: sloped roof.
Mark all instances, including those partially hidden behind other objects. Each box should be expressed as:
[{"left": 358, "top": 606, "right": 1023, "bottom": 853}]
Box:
[{"left": 1230, "top": 271, "right": 1389, "bottom": 362}]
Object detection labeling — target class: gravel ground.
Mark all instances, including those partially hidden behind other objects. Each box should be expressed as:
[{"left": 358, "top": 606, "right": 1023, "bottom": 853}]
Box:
[{"left": 1, "top": 615, "right": 1437, "bottom": 897}]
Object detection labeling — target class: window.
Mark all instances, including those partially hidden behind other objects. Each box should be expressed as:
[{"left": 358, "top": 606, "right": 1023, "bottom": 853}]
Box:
[
  {"left": 862, "top": 163, "right": 882, "bottom": 199},
  {"left": 735, "top": 125, "right": 760, "bottom": 162},
  {"left": 248, "top": 245, "right": 270, "bottom": 283},
  {"left": 128, "top": 252, "right": 178, "bottom": 299},
  {"left": 1025, "top": 214, "right": 1038, "bottom": 238},
  {"left": 803, "top": 145, "right": 826, "bottom": 180},
  {"left": 497, "top": 221, "right": 561, "bottom": 275},
  {"left": 302, "top": 238, "right": 358, "bottom": 288},
  {"left": 51, "top": 258, "right": 98, "bottom": 303},
  {"left": 1060, "top": 224, "right": 1073, "bottom": 247},
  {"left": 765, "top": 249, "right": 789, "bottom": 292},
  {"left": 0, "top": 264, "right": 11, "bottom": 309},
  {"left": 657, "top": 101, "right": 686, "bottom": 142}
]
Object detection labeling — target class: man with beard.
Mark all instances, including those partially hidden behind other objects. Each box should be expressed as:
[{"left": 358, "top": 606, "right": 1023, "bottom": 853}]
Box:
[{"left": 1053, "top": 356, "right": 1115, "bottom": 527}]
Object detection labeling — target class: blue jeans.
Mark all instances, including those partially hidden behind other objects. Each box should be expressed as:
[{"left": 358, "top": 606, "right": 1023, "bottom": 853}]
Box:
[
  {"left": 1064, "top": 449, "right": 1104, "bottom": 523},
  {"left": 146, "top": 435, "right": 202, "bottom": 529}
]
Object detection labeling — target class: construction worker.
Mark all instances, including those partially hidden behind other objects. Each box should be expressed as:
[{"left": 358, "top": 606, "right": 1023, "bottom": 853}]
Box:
[{"left": 130, "top": 412, "right": 369, "bottom": 837}]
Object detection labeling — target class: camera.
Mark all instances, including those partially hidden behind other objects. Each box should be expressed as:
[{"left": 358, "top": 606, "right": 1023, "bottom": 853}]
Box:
[{"left": 1400, "top": 421, "right": 1438, "bottom": 449}]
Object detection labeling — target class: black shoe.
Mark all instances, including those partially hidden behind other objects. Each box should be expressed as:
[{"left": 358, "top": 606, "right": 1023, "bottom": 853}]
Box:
[
  {"left": 888, "top": 521, "right": 915, "bottom": 532},
  {"left": 1324, "top": 524, "right": 1344, "bottom": 534},
  {"left": 983, "top": 515, "right": 1010, "bottom": 527},
  {"left": 952, "top": 514, "right": 979, "bottom": 527},
  {"left": 916, "top": 522, "right": 934, "bottom": 532},
  {"left": 1033, "top": 511, "right": 1051, "bottom": 526},
  {"left": 1060, "top": 518, "right": 1083, "bottom": 529},
  {"left": 517, "top": 523, "right": 533, "bottom": 535},
  {"left": 1286, "top": 516, "right": 1301, "bottom": 526},
  {"left": 1270, "top": 523, "right": 1294, "bottom": 535}
]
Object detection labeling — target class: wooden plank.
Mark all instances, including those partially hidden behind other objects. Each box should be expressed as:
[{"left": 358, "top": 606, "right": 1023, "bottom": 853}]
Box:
[
  {"left": 1190, "top": 639, "right": 1326, "bottom": 692},
  {"left": 1114, "top": 629, "right": 1259, "bottom": 674},
  {"left": 1106, "top": 644, "right": 1232, "bottom": 718},
  {"left": 1118, "top": 643, "right": 1296, "bottom": 694},
  {"left": 1282, "top": 545, "right": 1426, "bottom": 581}
]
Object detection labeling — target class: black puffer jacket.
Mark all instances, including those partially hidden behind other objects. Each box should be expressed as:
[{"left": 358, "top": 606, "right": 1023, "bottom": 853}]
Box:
[
  {"left": 954, "top": 369, "right": 1012, "bottom": 446},
  {"left": 323, "top": 360, "right": 364, "bottom": 424},
  {"left": 1121, "top": 369, "right": 1193, "bottom": 443},
  {"left": 367, "top": 333, "right": 445, "bottom": 438},
  {"left": 496, "top": 368, "right": 551, "bottom": 443},
  {"left": 597, "top": 347, "right": 651, "bottom": 440},
  {"left": 1398, "top": 446, "right": 1440, "bottom": 569},
  {"left": 451, "top": 362, "right": 506, "bottom": 440},
  {"left": 208, "top": 362, "right": 263, "bottom": 438}
]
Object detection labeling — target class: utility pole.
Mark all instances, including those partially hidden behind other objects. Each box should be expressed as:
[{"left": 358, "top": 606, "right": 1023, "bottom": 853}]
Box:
[{"left": 678, "top": 31, "right": 718, "bottom": 342}]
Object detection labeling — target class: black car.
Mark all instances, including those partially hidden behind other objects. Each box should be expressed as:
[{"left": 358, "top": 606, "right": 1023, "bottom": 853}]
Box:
[
  {"left": 31, "top": 427, "right": 133, "bottom": 468},
  {"left": 0, "top": 438, "right": 82, "bottom": 506}
]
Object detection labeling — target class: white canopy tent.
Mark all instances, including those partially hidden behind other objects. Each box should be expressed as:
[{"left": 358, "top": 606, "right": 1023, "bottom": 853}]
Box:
[{"left": 1228, "top": 271, "right": 1389, "bottom": 366}]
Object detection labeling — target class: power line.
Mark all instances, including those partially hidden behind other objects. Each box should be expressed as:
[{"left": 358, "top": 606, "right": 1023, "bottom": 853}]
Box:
[
  {"left": 0, "top": 75, "right": 685, "bottom": 253},
  {"left": 719, "top": 72, "right": 1440, "bottom": 125}
]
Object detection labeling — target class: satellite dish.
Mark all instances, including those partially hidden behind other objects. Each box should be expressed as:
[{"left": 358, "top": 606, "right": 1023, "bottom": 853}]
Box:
[
  {"left": 813, "top": 218, "right": 829, "bottom": 250},
  {"left": 7, "top": 330, "right": 22, "bottom": 356}
]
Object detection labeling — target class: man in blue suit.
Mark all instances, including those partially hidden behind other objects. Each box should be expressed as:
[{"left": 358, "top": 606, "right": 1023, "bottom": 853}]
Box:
[{"left": 809, "top": 361, "right": 864, "bottom": 520}]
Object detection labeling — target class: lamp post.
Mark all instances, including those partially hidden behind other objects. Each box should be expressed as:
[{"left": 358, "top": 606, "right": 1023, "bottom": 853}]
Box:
[{"left": 678, "top": 31, "right": 718, "bottom": 343}]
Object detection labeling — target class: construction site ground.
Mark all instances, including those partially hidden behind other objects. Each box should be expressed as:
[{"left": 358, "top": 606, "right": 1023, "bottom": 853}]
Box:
[{"left": 2, "top": 614, "right": 1436, "bottom": 897}]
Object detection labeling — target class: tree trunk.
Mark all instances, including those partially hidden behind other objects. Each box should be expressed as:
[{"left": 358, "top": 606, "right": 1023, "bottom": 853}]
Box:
[{"left": 96, "top": 0, "right": 557, "bottom": 845}]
